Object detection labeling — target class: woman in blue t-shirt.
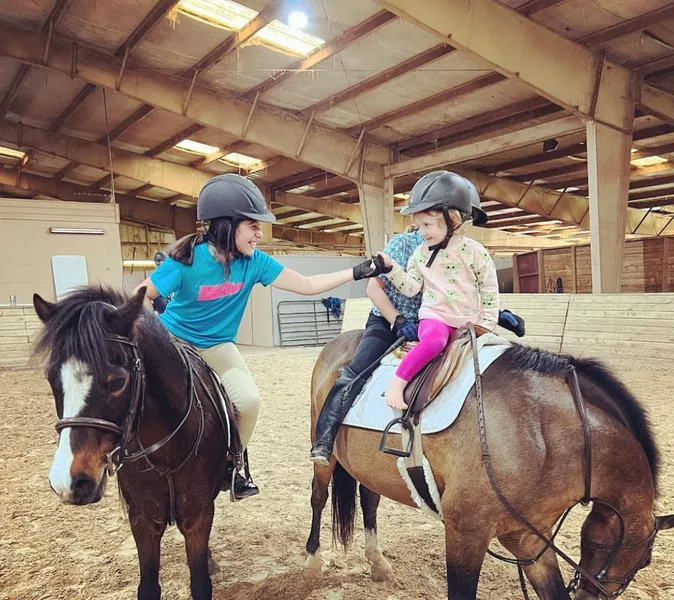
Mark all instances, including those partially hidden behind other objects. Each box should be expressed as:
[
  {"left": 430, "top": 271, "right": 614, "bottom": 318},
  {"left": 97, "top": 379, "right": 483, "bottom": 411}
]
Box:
[{"left": 134, "top": 174, "right": 384, "bottom": 500}]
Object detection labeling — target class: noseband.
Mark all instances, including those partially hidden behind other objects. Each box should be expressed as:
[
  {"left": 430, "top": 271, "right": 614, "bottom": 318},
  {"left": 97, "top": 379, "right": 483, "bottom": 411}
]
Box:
[{"left": 54, "top": 334, "right": 147, "bottom": 475}]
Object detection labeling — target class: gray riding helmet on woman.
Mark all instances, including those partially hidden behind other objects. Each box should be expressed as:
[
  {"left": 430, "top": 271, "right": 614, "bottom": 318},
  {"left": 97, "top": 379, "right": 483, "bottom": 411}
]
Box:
[{"left": 197, "top": 173, "right": 276, "bottom": 222}]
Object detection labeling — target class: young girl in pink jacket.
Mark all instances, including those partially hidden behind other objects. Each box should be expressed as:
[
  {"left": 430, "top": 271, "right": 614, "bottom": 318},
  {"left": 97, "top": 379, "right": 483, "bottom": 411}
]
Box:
[{"left": 379, "top": 171, "right": 499, "bottom": 410}]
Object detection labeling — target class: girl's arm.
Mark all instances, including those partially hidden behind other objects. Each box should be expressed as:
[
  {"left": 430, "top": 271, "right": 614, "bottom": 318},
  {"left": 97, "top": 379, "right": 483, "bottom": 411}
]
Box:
[
  {"left": 475, "top": 251, "right": 499, "bottom": 331},
  {"left": 378, "top": 250, "right": 424, "bottom": 297},
  {"left": 367, "top": 278, "right": 400, "bottom": 325}
]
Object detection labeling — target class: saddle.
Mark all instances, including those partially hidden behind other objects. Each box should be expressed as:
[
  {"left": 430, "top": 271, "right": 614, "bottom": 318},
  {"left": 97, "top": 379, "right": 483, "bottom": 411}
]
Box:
[{"left": 401, "top": 325, "right": 489, "bottom": 414}]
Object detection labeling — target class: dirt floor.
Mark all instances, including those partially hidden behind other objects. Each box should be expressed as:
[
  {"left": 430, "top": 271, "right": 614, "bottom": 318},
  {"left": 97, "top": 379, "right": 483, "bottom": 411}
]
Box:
[{"left": 1, "top": 346, "right": 674, "bottom": 600}]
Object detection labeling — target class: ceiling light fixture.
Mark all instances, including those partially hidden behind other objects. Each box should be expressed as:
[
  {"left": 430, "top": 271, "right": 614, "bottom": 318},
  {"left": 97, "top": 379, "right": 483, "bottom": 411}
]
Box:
[{"left": 287, "top": 11, "right": 308, "bottom": 30}]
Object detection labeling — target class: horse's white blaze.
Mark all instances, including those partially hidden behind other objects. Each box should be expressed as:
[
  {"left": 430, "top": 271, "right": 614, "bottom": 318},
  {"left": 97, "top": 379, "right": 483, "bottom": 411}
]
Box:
[{"left": 49, "top": 358, "right": 92, "bottom": 500}]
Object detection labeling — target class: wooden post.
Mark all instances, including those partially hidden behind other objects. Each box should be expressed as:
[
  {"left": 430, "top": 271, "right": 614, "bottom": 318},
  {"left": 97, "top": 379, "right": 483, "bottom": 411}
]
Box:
[
  {"left": 586, "top": 120, "right": 633, "bottom": 293},
  {"left": 571, "top": 246, "right": 577, "bottom": 293},
  {"left": 358, "top": 179, "right": 394, "bottom": 255},
  {"left": 537, "top": 249, "right": 545, "bottom": 294},
  {"left": 662, "top": 237, "right": 670, "bottom": 292},
  {"left": 512, "top": 253, "right": 520, "bottom": 294}
]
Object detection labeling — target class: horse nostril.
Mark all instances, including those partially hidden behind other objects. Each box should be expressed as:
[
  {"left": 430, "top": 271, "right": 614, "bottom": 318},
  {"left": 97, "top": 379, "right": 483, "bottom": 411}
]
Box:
[{"left": 72, "top": 473, "right": 96, "bottom": 499}]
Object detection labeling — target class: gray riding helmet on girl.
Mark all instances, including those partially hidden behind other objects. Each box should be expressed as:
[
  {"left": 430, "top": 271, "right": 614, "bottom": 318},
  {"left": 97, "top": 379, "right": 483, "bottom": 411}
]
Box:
[
  {"left": 401, "top": 170, "right": 479, "bottom": 266},
  {"left": 196, "top": 173, "right": 276, "bottom": 222}
]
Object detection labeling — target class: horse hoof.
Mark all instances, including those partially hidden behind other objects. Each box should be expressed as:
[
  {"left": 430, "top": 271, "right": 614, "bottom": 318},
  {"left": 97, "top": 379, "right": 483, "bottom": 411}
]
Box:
[
  {"left": 370, "top": 560, "right": 393, "bottom": 582},
  {"left": 303, "top": 553, "right": 324, "bottom": 579},
  {"left": 208, "top": 553, "right": 221, "bottom": 576}
]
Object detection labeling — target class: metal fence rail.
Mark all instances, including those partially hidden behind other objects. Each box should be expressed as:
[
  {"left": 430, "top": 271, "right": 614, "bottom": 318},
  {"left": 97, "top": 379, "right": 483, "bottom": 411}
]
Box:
[{"left": 277, "top": 299, "right": 344, "bottom": 347}]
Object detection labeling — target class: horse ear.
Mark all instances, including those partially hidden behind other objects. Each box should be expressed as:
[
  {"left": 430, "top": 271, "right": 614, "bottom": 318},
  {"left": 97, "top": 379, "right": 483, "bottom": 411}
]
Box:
[
  {"left": 656, "top": 514, "right": 674, "bottom": 531},
  {"left": 108, "top": 287, "right": 147, "bottom": 337},
  {"left": 33, "top": 293, "right": 57, "bottom": 323}
]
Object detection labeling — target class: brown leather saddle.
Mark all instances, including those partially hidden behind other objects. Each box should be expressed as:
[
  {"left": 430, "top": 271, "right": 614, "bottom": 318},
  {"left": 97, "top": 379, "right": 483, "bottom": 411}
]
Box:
[{"left": 401, "top": 325, "right": 489, "bottom": 414}]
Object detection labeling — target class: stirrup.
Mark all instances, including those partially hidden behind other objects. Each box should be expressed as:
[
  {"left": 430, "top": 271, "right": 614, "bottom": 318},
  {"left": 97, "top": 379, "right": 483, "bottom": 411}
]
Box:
[{"left": 379, "top": 417, "right": 414, "bottom": 458}]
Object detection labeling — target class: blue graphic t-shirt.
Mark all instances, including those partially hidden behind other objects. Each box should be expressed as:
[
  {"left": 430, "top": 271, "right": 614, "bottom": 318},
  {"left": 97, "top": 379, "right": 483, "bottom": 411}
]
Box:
[
  {"left": 150, "top": 243, "right": 283, "bottom": 348},
  {"left": 371, "top": 231, "right": 423, "bottom": 322}
]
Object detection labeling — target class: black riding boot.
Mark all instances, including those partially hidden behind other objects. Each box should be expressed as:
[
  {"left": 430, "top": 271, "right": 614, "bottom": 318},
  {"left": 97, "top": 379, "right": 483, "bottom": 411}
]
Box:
[
  {"left": 222, "top": 449, "right": 259, "bottom": 501},
  {"left": 309, "top": 366, "right": 360, "bottom": 465}
]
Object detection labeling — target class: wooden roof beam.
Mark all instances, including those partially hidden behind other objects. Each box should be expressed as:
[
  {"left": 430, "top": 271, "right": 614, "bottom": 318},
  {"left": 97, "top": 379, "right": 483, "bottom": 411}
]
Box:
[
  {"left": 0, "top": 20, "right": 389, "bottom": 185},
  {"left": 0, "top": 0, "right": 73, "bottom": 120},
  {"left": 146, "top": 123, "right": 206, "bottom": 157},
  {"left": 242, "top": 11, "right": 396, "bottom": 101},
  {"left": 579, "top": 5, "right": 674, "bottom": 48},
  {"left": 373, "top": 0, "right": 634, "bottom": 132},
  {"left": 451, "top": 167, "right": 674, "bottom": 236},
  {"left": 388, "top": 114, "right": 584, "bottom": 177},
  {"left": 272, "top": 225, "right": 363, "bottom": 248},
  {"left": 0, "top": 168, "right": 197, "bottom": 233},
  {"left": 299, "top": 44, "right": 454, "bottom": 117},
  {"left": 49, "top": 0, "right": 181, "bottom": 132}
]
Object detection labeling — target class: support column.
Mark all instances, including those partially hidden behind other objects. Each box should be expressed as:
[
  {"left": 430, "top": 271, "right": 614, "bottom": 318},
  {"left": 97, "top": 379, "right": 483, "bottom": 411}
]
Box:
[
  {"left": 358, "top": 179, "right": 395, "bottom": 255},
  {"left": 586, "top": 121, "right": 633, "bottom": 293},
  {"left": 260, "top": 184, "right": 274, "bottom": 243}
]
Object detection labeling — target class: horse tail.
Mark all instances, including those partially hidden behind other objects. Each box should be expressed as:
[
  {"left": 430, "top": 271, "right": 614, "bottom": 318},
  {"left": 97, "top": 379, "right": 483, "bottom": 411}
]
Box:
[{"left": 331, "top": 461, "right": 357, "bottom": 549}]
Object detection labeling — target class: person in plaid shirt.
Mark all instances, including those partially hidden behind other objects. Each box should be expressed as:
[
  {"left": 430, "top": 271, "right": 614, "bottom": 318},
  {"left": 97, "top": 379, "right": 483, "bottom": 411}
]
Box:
[{"left": 309, "top": 190, "right": 525, "bottom": 465}]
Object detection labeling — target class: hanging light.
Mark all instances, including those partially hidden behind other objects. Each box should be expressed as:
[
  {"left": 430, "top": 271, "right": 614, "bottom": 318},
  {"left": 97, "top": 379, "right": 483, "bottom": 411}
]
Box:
[{"left": 288, "top": 10, "right": 308, "bottom": 30}]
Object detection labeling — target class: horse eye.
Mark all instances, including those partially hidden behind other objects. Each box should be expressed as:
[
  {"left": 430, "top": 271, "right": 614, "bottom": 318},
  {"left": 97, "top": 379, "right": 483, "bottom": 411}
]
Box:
[{"left": 107, "top": 377, "right": 127, "bottom": 395}]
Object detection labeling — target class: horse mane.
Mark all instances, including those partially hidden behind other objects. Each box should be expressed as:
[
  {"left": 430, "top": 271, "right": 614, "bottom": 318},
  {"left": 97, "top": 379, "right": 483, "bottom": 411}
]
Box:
[
  {"left": 33, "top": 285, "right": 170, "bottom": 383},
  {"left": 501, "top": 344, "right": 660, "bottom": 493}
]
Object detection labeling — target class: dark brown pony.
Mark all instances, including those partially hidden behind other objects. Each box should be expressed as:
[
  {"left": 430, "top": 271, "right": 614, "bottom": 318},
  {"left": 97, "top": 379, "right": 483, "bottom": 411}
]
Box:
[
  {"left": 306, "top": 330, "right": 674, "bottom": 600},
  {"left": 33, "top": 286, "right": 237, "bottom": 600}
]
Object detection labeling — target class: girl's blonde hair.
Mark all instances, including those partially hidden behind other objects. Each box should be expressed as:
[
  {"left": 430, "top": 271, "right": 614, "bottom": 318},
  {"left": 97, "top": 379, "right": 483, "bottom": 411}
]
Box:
[{"left": 414, "top": 208, "right": 471, "bottom": 233}]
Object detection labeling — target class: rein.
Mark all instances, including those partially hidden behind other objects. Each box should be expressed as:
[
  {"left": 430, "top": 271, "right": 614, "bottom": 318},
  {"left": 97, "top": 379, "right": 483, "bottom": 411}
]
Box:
[
  {"left": 53, "top": 333, "right": 229, "bottom": 524},
  {"left": 467, "top": 324, "right": 657, "bottom": 600}
]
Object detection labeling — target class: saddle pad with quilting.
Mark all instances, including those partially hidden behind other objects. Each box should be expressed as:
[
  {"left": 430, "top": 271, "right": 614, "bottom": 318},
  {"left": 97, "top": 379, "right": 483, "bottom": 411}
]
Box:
[{"left": 341, "top": 344, "right": 510, "bottom": 434}]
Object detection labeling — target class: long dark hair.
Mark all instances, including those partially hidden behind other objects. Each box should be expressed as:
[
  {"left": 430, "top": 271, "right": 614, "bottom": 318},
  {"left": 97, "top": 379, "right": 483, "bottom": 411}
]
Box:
[{"left": 167, "top": 217, "right": 245, "bottom": 278}]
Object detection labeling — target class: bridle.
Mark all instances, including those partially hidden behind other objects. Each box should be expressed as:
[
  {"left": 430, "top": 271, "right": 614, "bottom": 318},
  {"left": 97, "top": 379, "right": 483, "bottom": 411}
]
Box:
[
  {"left": 53, "top": 333, "right": 212, "bottom": 523},
  {"left": 467, "top": 324, "right": 660, "bottom": 600}
]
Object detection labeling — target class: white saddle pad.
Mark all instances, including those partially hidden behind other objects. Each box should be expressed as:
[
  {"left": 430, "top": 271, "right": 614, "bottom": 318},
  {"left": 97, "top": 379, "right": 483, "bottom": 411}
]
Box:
[{"left": 342, "top": 343, "right": 510, "bottom": 434}]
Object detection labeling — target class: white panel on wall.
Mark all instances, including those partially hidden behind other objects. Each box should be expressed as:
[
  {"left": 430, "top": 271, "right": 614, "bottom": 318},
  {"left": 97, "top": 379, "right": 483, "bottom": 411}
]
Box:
[{"left": 52, "top": 255, "right": 88, "bottom": 300}]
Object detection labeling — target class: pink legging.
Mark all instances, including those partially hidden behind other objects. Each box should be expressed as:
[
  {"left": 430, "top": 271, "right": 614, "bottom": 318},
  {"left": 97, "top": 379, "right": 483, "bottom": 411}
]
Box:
[{"left": 396, "top": 319, "right": 456, "bottom": 382}]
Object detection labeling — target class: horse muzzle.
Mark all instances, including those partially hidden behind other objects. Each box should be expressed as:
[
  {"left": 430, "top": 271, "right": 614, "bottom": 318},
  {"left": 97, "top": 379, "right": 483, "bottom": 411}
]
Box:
[{"left": 50, "top": 471, "right": 108, "bottom": 505}]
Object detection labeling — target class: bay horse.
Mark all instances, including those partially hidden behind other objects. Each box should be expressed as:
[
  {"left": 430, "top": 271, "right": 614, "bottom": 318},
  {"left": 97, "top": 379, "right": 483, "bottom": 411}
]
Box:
[
  {"left": 33, "top": 286, "right": 238, "bottom": 600},
  {"left": 305, "top": 329, "right": 674, "bottom": 600}
]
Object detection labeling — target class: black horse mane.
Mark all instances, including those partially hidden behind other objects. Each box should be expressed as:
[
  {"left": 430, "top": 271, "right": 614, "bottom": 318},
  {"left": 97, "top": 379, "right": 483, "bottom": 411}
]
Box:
[
  {"left": 33, "top": 285, "right": 170, "bottom": 381},
  {"left": 502, "top": 344, "right": 660, "bottom": 493}
]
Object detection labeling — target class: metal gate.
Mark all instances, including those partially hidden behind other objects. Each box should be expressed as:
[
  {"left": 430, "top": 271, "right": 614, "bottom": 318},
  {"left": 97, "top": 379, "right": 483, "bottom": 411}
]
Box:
[{"left": 277, "top": 299, "right": 344, "bottom": 347}]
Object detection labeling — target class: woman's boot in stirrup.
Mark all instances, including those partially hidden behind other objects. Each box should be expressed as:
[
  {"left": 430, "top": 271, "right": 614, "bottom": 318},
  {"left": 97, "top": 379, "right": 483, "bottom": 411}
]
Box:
[{"left": 309, "top": 366, "right": 358, "bottom": 465}]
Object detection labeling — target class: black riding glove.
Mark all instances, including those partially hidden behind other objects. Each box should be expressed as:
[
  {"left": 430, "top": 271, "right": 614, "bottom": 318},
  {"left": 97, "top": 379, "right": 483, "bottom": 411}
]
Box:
[
  {"left": 498, "top": 309, "right": 525, "bottom": 337},
  {"left": 392, "top": 315, "right": 418, "bottom": 342},
  {"left": 353, "top": 255, "right": 388, "bottom": 281}
]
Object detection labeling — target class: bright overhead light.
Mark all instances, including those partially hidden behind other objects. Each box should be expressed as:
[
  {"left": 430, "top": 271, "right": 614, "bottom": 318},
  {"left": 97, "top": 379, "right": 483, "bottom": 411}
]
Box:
[
  {"left": 631, "top": 155, "right": 669, "bottom": 167},
  {"left": 178, "top": 0, "right": 324, "bottom": 56},
  {"left": 174, "top": 139, "right": 220, "bottom": 155},
  {"left": 220, "top": 152, "right": 262, "bottom": 169},
  {"left": 287, "top": 11, "right": 308, "bottom": 30},
  {"left": 555, "top": 186, "right": 579, "bottom": 192},
  {"left": 0, "top": 145, "right": 25, "bottom": 159}
]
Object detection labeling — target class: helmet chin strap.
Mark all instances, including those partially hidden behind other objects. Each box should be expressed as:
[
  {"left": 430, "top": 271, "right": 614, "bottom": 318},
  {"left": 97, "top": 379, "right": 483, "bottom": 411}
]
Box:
[{"left": 426, "top": 207, "right": 454, "bottom": 268}]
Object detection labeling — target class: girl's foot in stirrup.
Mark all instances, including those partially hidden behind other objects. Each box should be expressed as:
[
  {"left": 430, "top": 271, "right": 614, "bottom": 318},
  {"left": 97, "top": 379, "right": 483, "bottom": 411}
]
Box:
[{"left": 386, "top": 376, "right": 408, "bottom": 410}]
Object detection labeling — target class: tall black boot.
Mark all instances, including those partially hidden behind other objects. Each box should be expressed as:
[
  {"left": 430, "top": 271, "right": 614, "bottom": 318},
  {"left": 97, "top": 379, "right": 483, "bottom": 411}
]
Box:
[
  {"left": 309, "top": 366, "right": 360, "bottom": 465},
  {"left": 222, "top": 449, "right": 259, "bottom": 501}
]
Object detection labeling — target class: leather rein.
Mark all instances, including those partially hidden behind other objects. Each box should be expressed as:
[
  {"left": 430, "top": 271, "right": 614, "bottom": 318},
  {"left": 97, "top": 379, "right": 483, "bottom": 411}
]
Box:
[
  {"left": 467, "top": 324, "right": 658, "bottom": 600},
  {"left": 53, "top": 334, "right": 226, "bottom": 524}
]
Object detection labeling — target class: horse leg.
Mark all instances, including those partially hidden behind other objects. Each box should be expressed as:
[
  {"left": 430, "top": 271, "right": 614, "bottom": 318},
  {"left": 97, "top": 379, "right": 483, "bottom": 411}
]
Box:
[
  {"left": 304, "top": 460, "right": 335, "bottom": 577},
  {"left": 443, "top": 508, "right": 492, "bottom": 600},
  {"left": 129, "top": 507, "right": 167, "bottom": 600},
  {"left": 177, "top": 502, "right": 215, "bottom": 600},
  {"left": 360, "top": 484, "right": 393, "bottom": 582},
  {"left": 499, "top": 530, "right": 569, "bottom": 600}
]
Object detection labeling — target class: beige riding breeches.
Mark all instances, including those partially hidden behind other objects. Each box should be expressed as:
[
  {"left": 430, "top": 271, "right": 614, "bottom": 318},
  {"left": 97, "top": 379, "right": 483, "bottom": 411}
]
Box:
[{"left": 195, "top": 342, "right": 261, "bottom": 448}]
